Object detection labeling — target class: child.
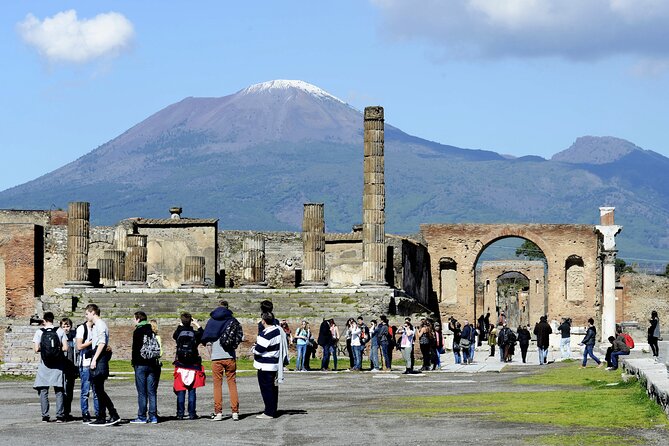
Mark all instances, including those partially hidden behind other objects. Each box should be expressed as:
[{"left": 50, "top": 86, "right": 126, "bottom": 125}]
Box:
[{"left": 172, "top": 312, "right": 205, "bottom": 420}]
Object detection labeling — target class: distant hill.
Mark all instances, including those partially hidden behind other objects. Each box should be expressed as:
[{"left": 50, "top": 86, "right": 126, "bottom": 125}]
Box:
[{"left": 0, "top": 80, "right": 667, "bottom": 265}]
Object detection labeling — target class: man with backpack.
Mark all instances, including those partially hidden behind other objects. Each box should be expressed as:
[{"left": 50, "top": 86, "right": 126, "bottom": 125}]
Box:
[
  {"left": 75, "top": 317, "right": 98, "bottom": 422},
  {"left": 130, "top": 311, "right": 161, "bottom": 424},
  {"left": 32, "top": 312, "right": 68, "bottom": 422},
  {"left": 202, "top": 300, "right": 242, "bottom": 422},
  {"left": 172, "top": 312, "right": 204, "bottom": 420}
]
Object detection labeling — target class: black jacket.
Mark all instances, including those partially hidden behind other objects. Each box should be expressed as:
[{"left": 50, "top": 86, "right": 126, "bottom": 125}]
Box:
[
  {"left": 517, "top": 328, "right": 531, "bottom": 345},
  {"left": 132, "top": 323, "right": 160, "bottom": 367},
  {"left": 534, "top": 321, "right": 553, "bottom": 348},
  {"left": 558, "top": 321, "right": 571, "bottom": 338},
  {"left": 317, "top": 320, "right": 333, "bottom": 346}
]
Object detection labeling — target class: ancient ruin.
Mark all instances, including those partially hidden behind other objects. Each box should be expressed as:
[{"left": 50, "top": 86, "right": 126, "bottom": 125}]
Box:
[{"left": 0, "top": 103, "right": 638, "bottom": 374}]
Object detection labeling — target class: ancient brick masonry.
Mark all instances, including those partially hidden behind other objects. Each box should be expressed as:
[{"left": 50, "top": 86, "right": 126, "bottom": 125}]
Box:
[
  {"left": 302, "top": 203, "right": 327, "bottom": 286},
  {"left": 361, "top": 106, "right": 387, "bottom": 286},
  {"left": 242, "top": 235, "right": 267, "bottom": 286}
]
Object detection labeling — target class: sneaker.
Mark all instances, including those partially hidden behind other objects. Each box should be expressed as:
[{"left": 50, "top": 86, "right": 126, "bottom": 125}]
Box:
[
  {"left": 255, "top": 413, "right": 274, "bottom": 419},
  {"left": 148, "top": 416, "right": 158, "bottom": 424},
  {"left": 188, "top": 415, "right": 199, "bottom": 420},
  {"left": 106, "top": 415, "right": 121, "bottom": 426},
  {"left": 597, "top": 362, "right": 605, "bottom": 368},
  {"left": 176, "top": 415, "right": 185, "bottom": 420},
  {"left": 130, "top": 418, "right": 147, "bottom": 424},
  {"left": 56, "top": 417, "right": 65, "bottom": 423},
  {"left": 42, "top": 416, "right": 50, "bottom": 423},
  {"left": 232, "top": 412, "right": 239, "bottom": 421},
  {"left": 211, "top": 413, "right": 223, "bottom": 421},
  {"left": 88, "top": 419, "right": 108, "bottom": 426},
  {"left": 82, "top": 416, "right": 92, "bottom": 424}
]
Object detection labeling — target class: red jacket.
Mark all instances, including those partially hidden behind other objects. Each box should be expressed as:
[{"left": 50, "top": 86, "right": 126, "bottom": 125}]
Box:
[{"left": 173, "top": 364, "right": 206, "bottom": 391}]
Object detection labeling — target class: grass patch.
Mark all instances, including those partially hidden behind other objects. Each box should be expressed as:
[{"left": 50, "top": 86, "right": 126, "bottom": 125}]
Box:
[
  {"left": 0, "top": 373, "right": 34, "bottom": 381},
  {"left": 385, "top": 363, "right": 669, "bottom": 429},
  {"left": 530, "top": 433, "right": 647, "bottom": 446}
]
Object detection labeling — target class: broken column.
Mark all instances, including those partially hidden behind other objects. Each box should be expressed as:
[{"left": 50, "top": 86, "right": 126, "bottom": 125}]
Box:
[
  {"left": 64, "top": 201, "right": 92, "bottom": 287},
  {"left": 242, "top": 235, "right": 267, "bottom": 287},
  {"left": 595, "top": 207, "right": 622, "bottom": 340},
  {"left": 104, "top": 250, "right": 126, "bottom": 284},
  {"left": 182, "top": 256, "right": 206, "bottom": 287},
  {"left": 301, "top": 203, "right": 327, "bottom": 287},
  {"left": 361, "top": 106, "right": 387, "bottom": 286},
  {"left": 97, "top": 259, "right": 115, "bottom": 287},
  {"left": 124, "top": 234, "right": 148, "bottom": 286}
]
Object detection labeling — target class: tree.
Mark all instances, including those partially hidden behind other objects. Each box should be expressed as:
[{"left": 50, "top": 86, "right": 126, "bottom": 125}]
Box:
[
  {"left": 515, "top": 240, "right": 545, "bottom": 260},
  {"left": 615, "top": 258, "right": 635, "bottom": 280}
]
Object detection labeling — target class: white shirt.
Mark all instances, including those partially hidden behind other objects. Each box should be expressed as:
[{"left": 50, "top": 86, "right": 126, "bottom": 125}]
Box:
[
  {"left": 75, "top": 323, "right": 94, "bottom": 367},
  {"left": 91, "top": 318, "right": 109, "bottom": 352}
]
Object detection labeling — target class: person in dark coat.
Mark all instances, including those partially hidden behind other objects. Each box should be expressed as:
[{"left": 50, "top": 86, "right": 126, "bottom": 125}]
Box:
[
  {"left": 477, "top": 315, "right": 486, "bottom": 347},
  {"left": 533, "top": 316, "right": 552, "bottom": 365},
  {"left": 317, "top": 318, "right": 333, "bottom": 370},
  {"left": 517, "top": 325, "right": 531, "bottom": 363}
]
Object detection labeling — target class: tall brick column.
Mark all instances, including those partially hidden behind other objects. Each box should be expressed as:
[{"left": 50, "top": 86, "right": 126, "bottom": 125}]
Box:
[
  {"left": 242, "top": 235, "right": 267, "bottom": 287},
  {"left": 595, "top": 207, "right": 622, "bottom": 340},
  {"left": 65, "top": 201, "right": 93, "bottom": 287},
  {"left": 182, "top": 256, "right": 206, "bottom": 287},
  {"left": 361, "top": 106, "right": 387, "bottom": 286},
  {"left": 124, "top": 234, "right": 147, "bottom": 286}
]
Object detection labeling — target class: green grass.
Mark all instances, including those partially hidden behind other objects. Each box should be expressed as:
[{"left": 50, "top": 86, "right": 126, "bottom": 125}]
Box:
[
  {"left": 530, "top": 433, "right": 647, "bottom": 446},
  {"left": 384, "top": 363, "right": 669, "bottom": 430},
  {"left": 0, "top": 373, "right": 34, "bottom": 381}
]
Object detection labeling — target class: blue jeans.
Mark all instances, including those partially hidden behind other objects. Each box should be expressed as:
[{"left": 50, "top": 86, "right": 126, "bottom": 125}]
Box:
[
  {"left": 370, "top": 342, "right": 380, "bottom": 369},
  {"left": 329, "top": 343, "right": 338, "bottom": 370},
  {"left": 454, "top": 350, "right": 461, "bottom": 364},
  {"left": 321, "top": 345, "right": 331, "bottom": 370},
  {"left": 134, "top": 365, "right": 160, "bottom": 419},
  {"left": 79, "top": 367, "right": 99, "bottom": 417},
  {"left": 296, "top": 343, "right": 307, "bottom": 370},
  {"left": 352, "top": 345, "right": 363, "bottom": 370},
  {"left": 469, "top": 344, "right": 475, "bottom": 362},
  {"left": 538, "top": 347, "right": 548, "bottom": 364},
  {"left": 176, "top": 388, "right": 197, "bottom": 418},
  {"left": 610, "top": 351, "right": 629, "bottom": 369},
  {"left": 380, "top": 341, "right": 391, "bottom": 369},
  {"left": 462, "top": 346, "right": 471, "bottom": 363},
  {"left": 582, "top": 345, "right": 600, "bottom": 367}
]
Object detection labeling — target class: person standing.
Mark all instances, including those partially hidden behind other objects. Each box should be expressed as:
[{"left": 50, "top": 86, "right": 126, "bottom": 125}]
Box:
[
  {"left": 517, "top": 325, "right": 531, "bottom": 364},
  {"left": 417, "top": 320, "right": 433, "bottom": 371},
  {"left": 348, "top": 319, "right": 362, "bottom": 371},
  {"left": 75, "top": 318, "right": 98, "bottom": 422},
  {"left": 60, "top": 318, "right": 77, "bottom": 422},
  {"left": 477, "top": 314, "right": 486, "bottom": 347},
  {"left": 317, "top": 318, "right": 333, "bottom": 371},
  {"left": 172, "top": 312, "right": 204, "bottom": 420},
  {"left": 369, "top": 319, "right": 381, "bottom": 372},
  {"left": 398, "top": 320, "right": 415, "bottom": 373},
  {"left": 294, "top": 321, "right": 310, "bottom": 372},
  {"left": 488, "top": 324, "right": 497, "bottom": 358},
  {"left": 433, "top": 322, "right": 444, "bottom": 370},
  {"left": 86, "top": 304, "right": 121, "bottom": 426},
  {"left": 648, "top": 310, "right": 661, "bottom": 360},
  {"left": 452, "top": 322, "right": 462, "bottom": 364},
  {"left": 377, "top": 315, "right": 392, "bottom": 370},
  {"left": 328, "top": 319, "right": 339, "bottom": 371},
  {"left": 130, "top": 311, "right": 161, "bottom": 424},
  {"left": 252, "top": 312, "right": 287, "bottom": 419},
  {"left": 460, "top": 320, "right": 476, "bottom": 365},
  {"left": 202, "top": 300, "right": 241, "bottom": 422},
  {"left": 579, "top": 318, "right": 603, "bottom": 369},
  {"left": 533, "top": 316, "right": 552, "bottom": 365},
  {"left": 33, "top": 312, "right": 68, "bottom": 422},
  {"left": 557, "top": 317, "right": 572, "bottom": 360}
]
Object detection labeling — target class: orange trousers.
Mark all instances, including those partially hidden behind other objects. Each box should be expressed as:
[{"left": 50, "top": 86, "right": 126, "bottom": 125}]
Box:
[{"left": 211, "top": 359, "right": 239, "bottom": 414}]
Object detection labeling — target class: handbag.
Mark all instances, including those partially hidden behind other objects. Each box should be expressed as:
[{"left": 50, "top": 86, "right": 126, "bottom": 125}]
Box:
[{"left": 460, "top": 338, "right": 471, "bottom": 349}]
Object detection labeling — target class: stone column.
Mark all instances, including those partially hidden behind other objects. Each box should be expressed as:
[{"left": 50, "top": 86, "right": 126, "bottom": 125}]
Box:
[
  {"left": 65, "top": 201, "right": 93, "bottom": 287},
  {"left": 242, "top": 235, "right": 267, "bottom": 287},
  {"left": 104, "top": 250, "right": 126, "bottom": 284},
  {"left": 97, "top": 259, "right": 115, "bottom": 287},
  {"left": 595, "top": 206, "right": 622, "bottom": 340},
  {"left": 124, "top": 234, "right": 148, "bottom": 286},
  {"left": 361, "top": 106, "right": 387, "bottom": 286},
  {"left": 301, "top": 203, "right": 327, "bottom": 287},
  {"left": 113, "top": 225, "right": 129, "bottom": 251},
  {"left": 182, "top": 256, "right": 206, "bottom": 287}
]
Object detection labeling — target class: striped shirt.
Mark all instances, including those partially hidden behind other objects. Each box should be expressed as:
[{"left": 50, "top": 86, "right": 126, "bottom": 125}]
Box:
[{"left": 253, "top": 325, "right": 281, "bottom": 371}]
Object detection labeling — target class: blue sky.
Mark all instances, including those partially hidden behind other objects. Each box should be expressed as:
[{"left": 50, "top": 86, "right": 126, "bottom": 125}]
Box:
[{"left": 1, "top": 1, "right": 668, "bottom": 192}]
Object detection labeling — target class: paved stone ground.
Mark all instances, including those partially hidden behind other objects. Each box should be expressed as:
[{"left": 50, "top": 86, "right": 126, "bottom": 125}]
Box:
[{"left": 1, "top": 354, "right": 668, "bottom": 446}]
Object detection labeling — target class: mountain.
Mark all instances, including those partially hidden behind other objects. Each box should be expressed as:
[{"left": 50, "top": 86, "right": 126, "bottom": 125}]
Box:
[{"left": 0, "top": 80, "right": 667, "bottom": 265}]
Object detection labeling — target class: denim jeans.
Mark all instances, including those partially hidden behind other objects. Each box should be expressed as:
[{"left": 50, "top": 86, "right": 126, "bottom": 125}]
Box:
[
  {"left": 320, "top": 345, "right": 331, "bottom": 370},
  {"left": 469, "top": 344, "right": 475, "bottom": 362},
  {"left": 296, "top": 343, "right": 307, "bottom": 370},
  {"left": 560, "top": 337, "right": 571, "bottom": 359},
  {"left": 352, "top": 345, "right": 362, "bottom": 370},
  {"left": 454, "top": 350, "right": 461, "bottom": 364},
  {"left": 380, "top": 341, "right": 391, "bottom": 369},
  {"left": 79, "top": 367, "right": 99, "bottom": 417},
  {"left": 462, "top": 346, "right": 471, "bottom": 364},
  {"left": 538, "top": 347, "right": 548, "bottom": 364},
  {"left": 582, "top": 344, "right": 601, "bottom": 366},
  {"left": 610, "top": 351, "right": 629, "bottom": 369},
  {"left": 176, "top": 388, "right": 197, "bottom": 418},
  {"left": 328, "top": 343, "right": 338, "bottom": 370},
  {"left": 134, "top": 364, "right": 160, "bottom": 419},
  {"left": 370, "top": 341, "right": 380, "bottom": 369}
]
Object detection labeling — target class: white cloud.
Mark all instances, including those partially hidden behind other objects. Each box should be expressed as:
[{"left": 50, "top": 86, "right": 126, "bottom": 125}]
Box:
[
  {"left": 371, "top": 0, "right": 669, "bottom": 60},
  {"left": 17, "top": 10, "right": 134, "bottom": 64}
]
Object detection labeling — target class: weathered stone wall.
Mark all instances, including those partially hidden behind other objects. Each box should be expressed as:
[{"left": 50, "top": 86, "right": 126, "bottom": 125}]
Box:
[
  {"left": 0, "top": 209, "right": 66, "bottom": 226},
  {"left": 400, "top": 238, "right": 434, "bottom": 310},
  {"left": 44, "top": 225, "right": 68, "bottom": 293},
  {"left": 0, "top": 224, "right": 41, "bottom": 317},
  {"left": 619, "top": 273, "right": 669, "bottom": 325},
  {"left": 420, "top": 223, "right": 601, "bottom": 325}
]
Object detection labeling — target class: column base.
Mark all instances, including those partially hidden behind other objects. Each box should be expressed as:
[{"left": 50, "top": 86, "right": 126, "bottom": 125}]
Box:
[
  {"left": 62, "top": 281, "right": 93, "bottom": 288},
  {"left": 299, "top": 281, "right": 328, "bottom": 288}
]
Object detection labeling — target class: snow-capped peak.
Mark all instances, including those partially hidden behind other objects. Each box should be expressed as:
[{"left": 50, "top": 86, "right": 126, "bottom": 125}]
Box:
[{"left": 239, "top": 80, "right": 345, "bottom": 104}]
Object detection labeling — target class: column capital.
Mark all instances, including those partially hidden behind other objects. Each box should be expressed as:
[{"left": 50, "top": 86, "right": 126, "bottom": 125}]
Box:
[
  {"left": 595, "top": 225, "right": 622, "bottom": 251},
  {"left": 601, "top": 249, "right": 618, "bottom": 264}
]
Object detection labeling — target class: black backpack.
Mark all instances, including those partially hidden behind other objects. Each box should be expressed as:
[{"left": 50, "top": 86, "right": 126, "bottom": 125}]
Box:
[
  {"left": 219, "top": 318, "right": 244, "bottom": 351},
  {"left": 40, "top": 327, "right": 62, "bottom": 365},
  {"left": 176, "top": 329, "right": 198, "bottom": 363}
]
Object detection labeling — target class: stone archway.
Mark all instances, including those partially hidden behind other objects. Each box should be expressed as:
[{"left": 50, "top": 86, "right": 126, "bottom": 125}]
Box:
[{"left": 420, "top": 223, "right": 600, "bottom": 325}]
